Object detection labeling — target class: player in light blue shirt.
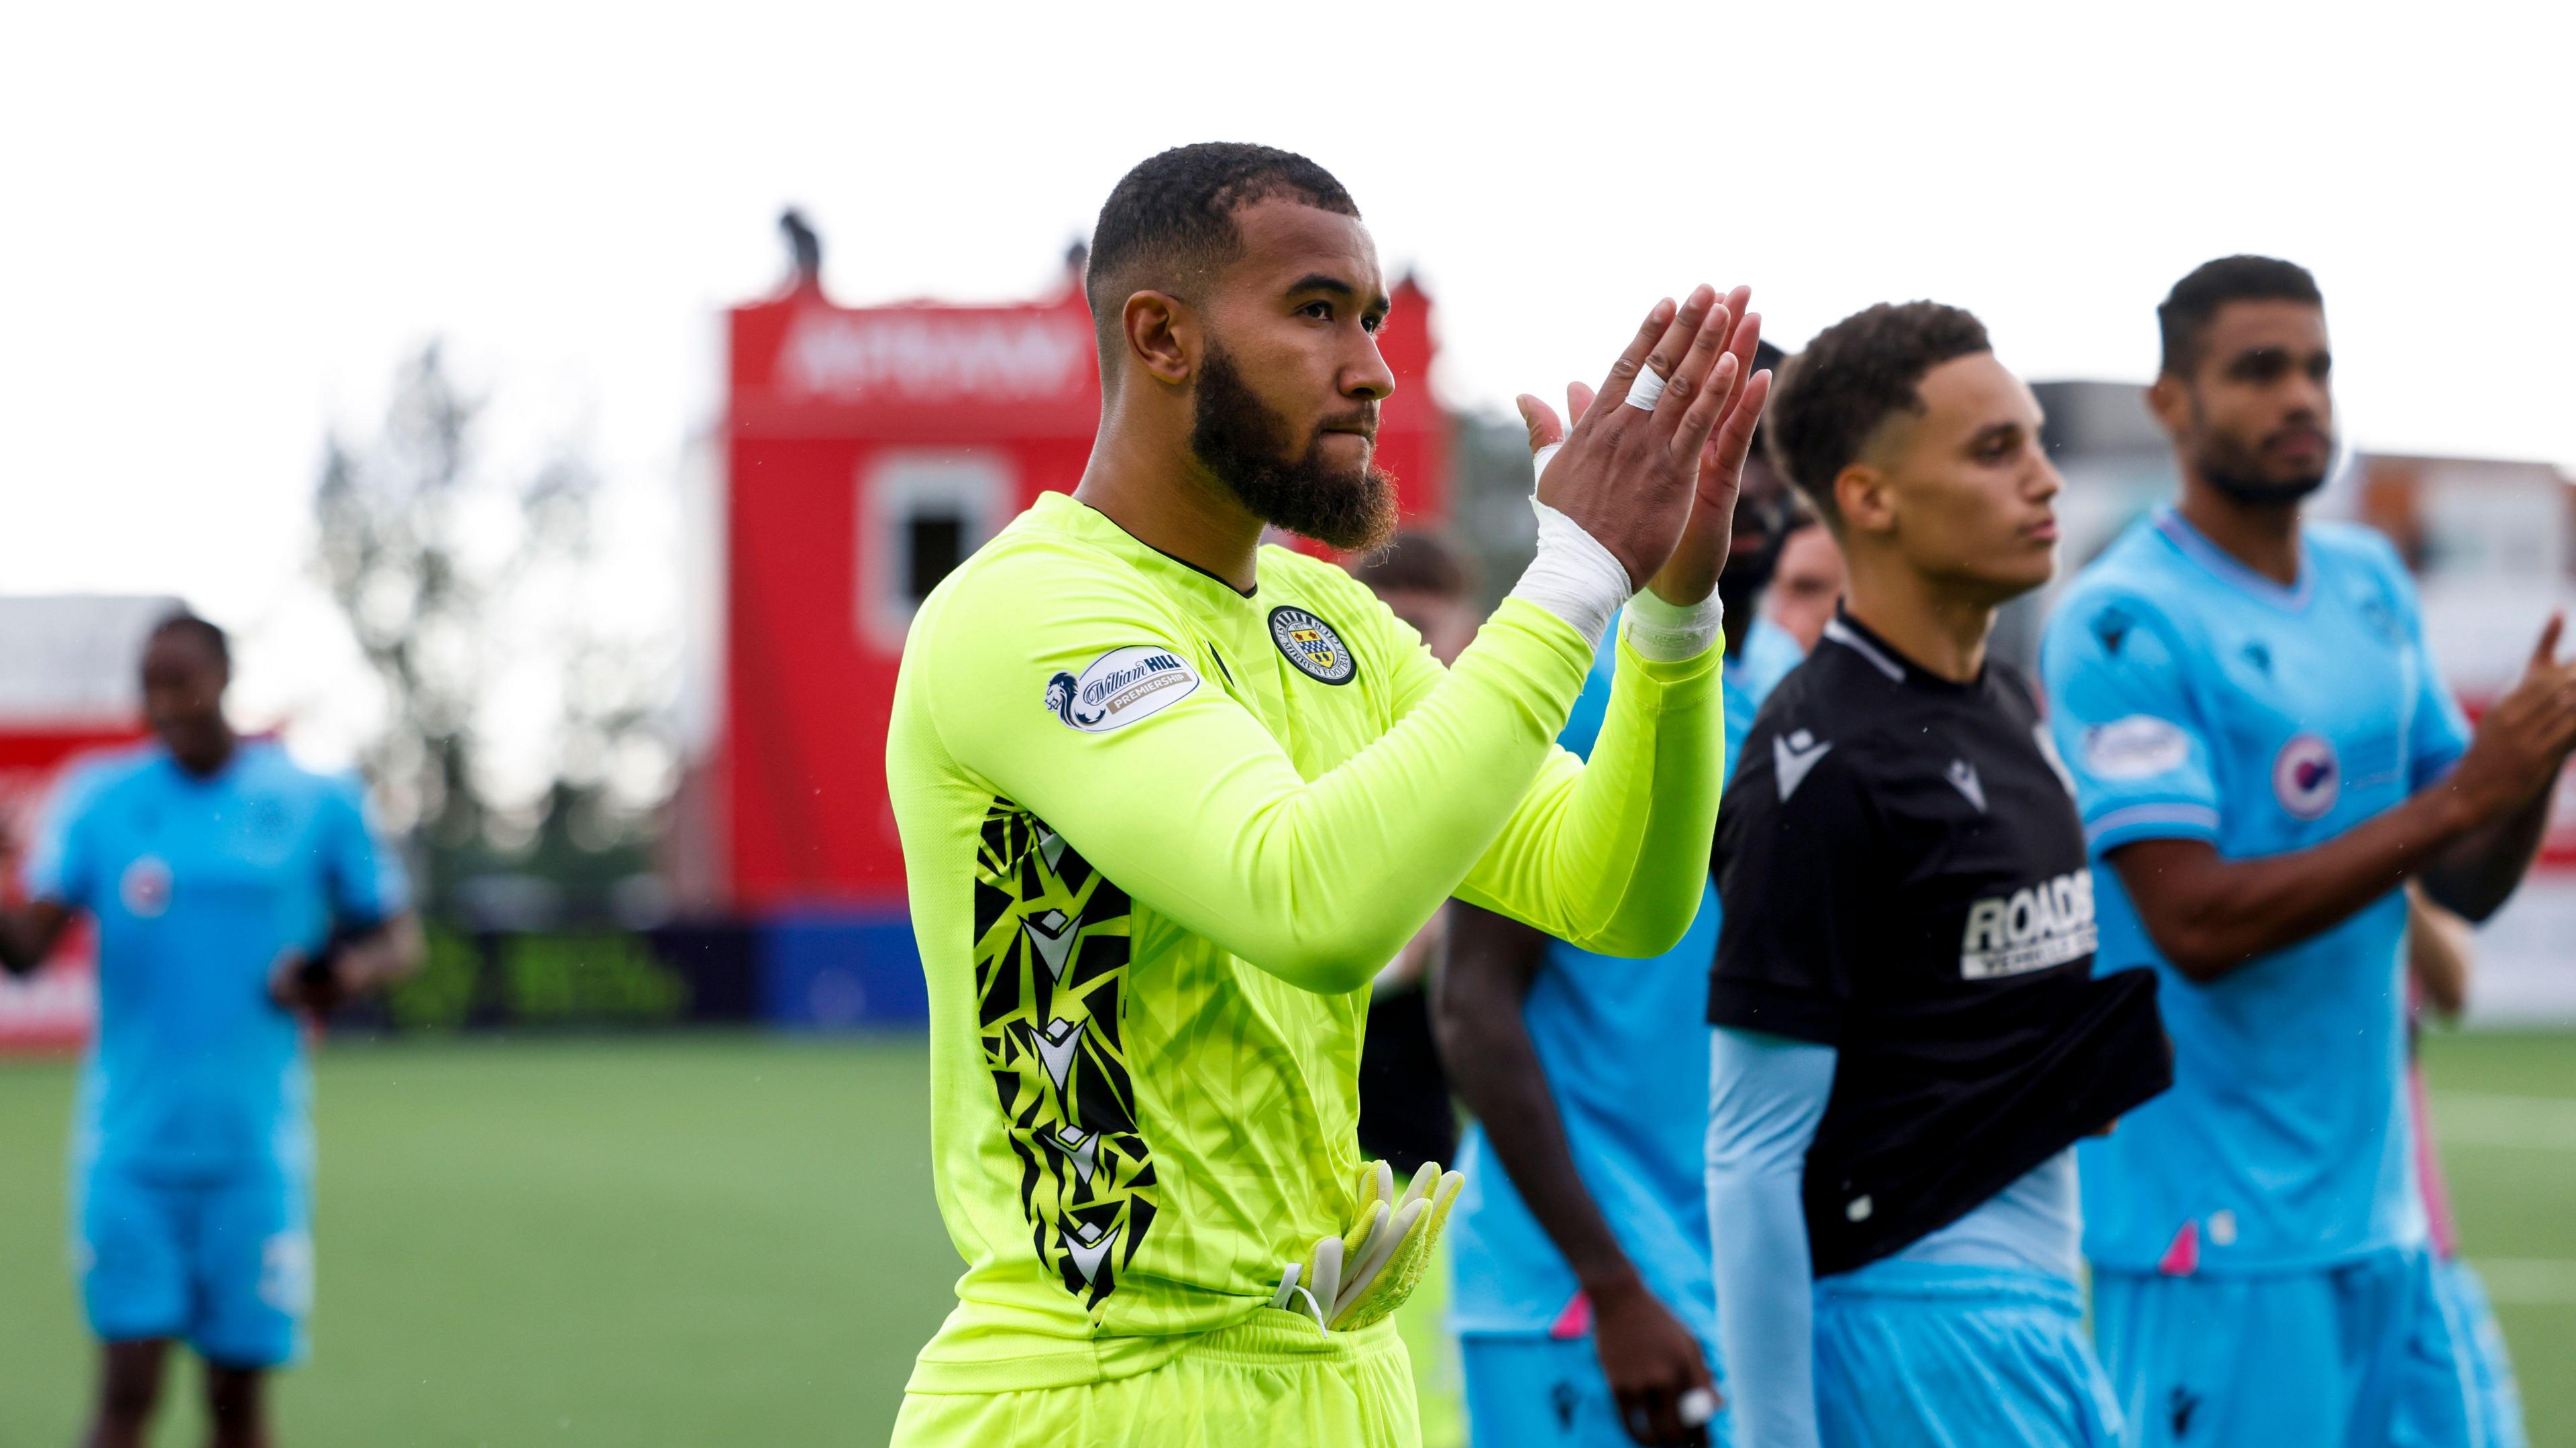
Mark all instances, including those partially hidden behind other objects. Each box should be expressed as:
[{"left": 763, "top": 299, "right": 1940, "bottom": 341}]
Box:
[
  {"left": 0, "top": 611, "right": 423, "bottom": 1448},
  {"left": 1438, "top": 333, "right": 1793, "bottom": 1448},
  {"left": 2041, "top": 257, "right": 2576, "bottom": 1448}
]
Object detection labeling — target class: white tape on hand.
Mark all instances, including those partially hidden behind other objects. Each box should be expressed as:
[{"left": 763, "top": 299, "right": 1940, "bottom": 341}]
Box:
[
  {"left": 1623, "top": 363, "right": 1669, "bottom": 412},
  {"left": 1510, "top": 499, "right": 1633, "bottom": 649},
  {"left": 1530, "top": 441, "right": 1563, "bottom": 488},
  {"left": 1622, "top": 588, "right": 1724, "bottom": 663},
  {"left": 1679, "top": 1387, "right": 1719, "bottom": 1427}
]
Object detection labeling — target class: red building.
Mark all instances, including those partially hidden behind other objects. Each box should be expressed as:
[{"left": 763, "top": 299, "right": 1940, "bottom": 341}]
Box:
[
  {"left": 708, "top": 258, "right": 1452, "bottom": 917},
  {"left": 0, "top": 596, "right": 166, "bottom": 1053}
]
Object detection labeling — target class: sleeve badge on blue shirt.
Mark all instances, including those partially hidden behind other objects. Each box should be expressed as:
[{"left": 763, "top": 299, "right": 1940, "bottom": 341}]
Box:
[{"left": 2082, "top": 716, "right": 2191, "bottom": 780}]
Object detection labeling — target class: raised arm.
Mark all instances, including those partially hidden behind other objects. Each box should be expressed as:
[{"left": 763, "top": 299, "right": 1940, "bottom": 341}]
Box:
[
  {"left": 2050, "top": 598, "right": 2576, "bottom": 984},
  {"left": 0, "top": 898, "right": 72, "bottom": 977},
  {"left": 1448, "top": 300, "right": 1772, "bottom": 955},
  {"left": 0, "top": 787, "right": 87, "bottom": 974},
  {"left": 1435, "top": 901, "right": 1713, "bottom": 1445},
  {"left": 268, "top": 774, "right": 425, "bottom": 1015},
  {"left": 930, "top": 296, "right": 1762, "bottom": 993},
  {"left": 2107, "top": 795, "right": 2491, "bottom": 983}
]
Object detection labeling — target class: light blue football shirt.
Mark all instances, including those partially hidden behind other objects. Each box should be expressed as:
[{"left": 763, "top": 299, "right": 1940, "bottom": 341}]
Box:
[
  {"left": 2041, "top": 508, "right": 2469, "bottom": 1273},
  {"left": 25, "top": 741, "right": 407, "bottom": 1182},
  {"left": 1450, "top": 612, "right": 1796, "bottom": 1338}
]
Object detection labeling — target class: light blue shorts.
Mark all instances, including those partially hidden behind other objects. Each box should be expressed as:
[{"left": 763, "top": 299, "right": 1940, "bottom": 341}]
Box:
[
  {"left": 2092, "top": 1247, "right": 2454, "bottom": 1448},
  {"left": 1461, "top": 1333, "right": 1733, "bottom": 1448},
  {"left": 2397, "top": 1257, "right": 2525, "bottom": 1448},
  {"left": 75, "top": 1158, "right": 312, "bottom": 1368},
  {"left": 1812, "top": 1262, "right": 2121, "bottom": 1448}
]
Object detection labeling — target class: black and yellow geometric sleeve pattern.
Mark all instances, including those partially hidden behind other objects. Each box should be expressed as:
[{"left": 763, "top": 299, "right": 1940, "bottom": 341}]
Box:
[{"left": 971, "top": 800, "right": 1158, "bottom": 1313}]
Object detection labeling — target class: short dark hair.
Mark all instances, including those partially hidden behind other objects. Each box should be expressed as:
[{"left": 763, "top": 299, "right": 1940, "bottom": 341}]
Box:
[
  {"left": 148, "top": 608, "right": 229, "bottom": 669},
  {"left": 1747, "top": 337, "right": 1787, "bottom": 461},
  {"left": 1348, "top": 529, "right": 1474, "bottom": 602},
  {"left": 2158, "top": 255, "right": 2322, "bottom": 378},
  {"left": 1764, "top": 302, "right": 1990, "bottom": 526},
  {"left": 1085, "top": 144, "right": 1359, "bottom": 359}
]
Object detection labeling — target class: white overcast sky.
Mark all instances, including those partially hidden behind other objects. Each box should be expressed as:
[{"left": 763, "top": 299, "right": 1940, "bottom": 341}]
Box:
[{"left": 5, "top": 0, "right": 2570, "bottom": 757}]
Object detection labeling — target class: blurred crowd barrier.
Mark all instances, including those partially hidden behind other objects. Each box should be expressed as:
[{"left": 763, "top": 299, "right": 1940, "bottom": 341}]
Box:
[{"left": 375, "top": 913, "right": 927, "bottom": 1034}]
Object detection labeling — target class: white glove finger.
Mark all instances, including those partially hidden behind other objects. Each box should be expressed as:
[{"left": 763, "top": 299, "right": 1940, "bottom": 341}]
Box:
[
  {"left": 1344, "top": 1200, "right": 1389, "bottom": 1265},
  {"left": 1333, "top": 1198, "right": 1427, "bottom": 1322},
  {"left": 1306, "top": 1235, "right": 1342, "bottom": 1325},
  {"left": 1396, "top": 1160, "right": 1440, "bottom": 1213}
]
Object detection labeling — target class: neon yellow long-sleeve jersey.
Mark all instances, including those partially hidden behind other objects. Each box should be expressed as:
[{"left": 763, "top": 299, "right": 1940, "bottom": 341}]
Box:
[{"left": 886, "top": 490, "right": 1724, "bottom": 1393}]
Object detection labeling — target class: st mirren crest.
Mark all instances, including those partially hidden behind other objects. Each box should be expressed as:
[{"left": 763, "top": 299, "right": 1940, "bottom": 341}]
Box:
[
  {"left": 971, "top": 801, "right": 1157, "bottom": 1310},
  {"left": 1267, "top": 606, "right": 1358, "bottom": 685}
]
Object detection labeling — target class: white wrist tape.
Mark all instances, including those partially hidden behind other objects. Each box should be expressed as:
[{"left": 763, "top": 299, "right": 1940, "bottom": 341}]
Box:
[
  {"left": 1621, "top": 586, "right": 1724, "bottom": 662},
  {"left": 1509, "top": 496, "right": 1633, "bottom": 649},
  {"left": 1623, "top": 363, "right": 1669, "bottom": 412}
]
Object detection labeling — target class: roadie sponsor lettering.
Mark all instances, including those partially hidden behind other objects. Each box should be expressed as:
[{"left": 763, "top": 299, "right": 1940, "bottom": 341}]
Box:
[{"left": 1958, "top": 870, "right": 2098, "bottom": 980}]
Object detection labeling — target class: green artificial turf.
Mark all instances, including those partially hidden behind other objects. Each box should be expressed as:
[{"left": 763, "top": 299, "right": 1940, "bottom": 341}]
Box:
[
  {"left": 0, "top": 1031, "right": 2568, "bottom": 1445},
  {"left": 0, "top": 1036, "right": 960, "bottom": 1446}
]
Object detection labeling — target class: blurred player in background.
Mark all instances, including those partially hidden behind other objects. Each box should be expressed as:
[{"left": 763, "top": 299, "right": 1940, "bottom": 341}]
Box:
[
  {"left": 1348, "top": 531, "right": 1479, "bottom": 1182},
  {"left": 2399, "top": 885, "right": 2528, "bottom": 1448},
  {"left": 0, "top": 610, "right": 422, "bottom": 1448},
  {"left": 1758, "top": 508, "right": 1843, "bottom": 657},
  {"left": 1434, "top": 334, "right": 1794, "bottom": 1448},
  {"left": 2043, "top": 256, "right": 2576, "bottom": 1448},
  {"left": 881, "top": 143, "right": 1768, "bottom": 1447},
  {"left": 1350, "top": 529, "right": 1483, "bottom": 1448},
  {"left": 1707, "top": 302, "right": 2173, "bottom": 1447}
]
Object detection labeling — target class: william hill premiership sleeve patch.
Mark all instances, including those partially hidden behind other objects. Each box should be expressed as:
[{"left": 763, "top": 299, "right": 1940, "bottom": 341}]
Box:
[{"left": 1046, "top": 647, "right": 1199, "bottom": 732}]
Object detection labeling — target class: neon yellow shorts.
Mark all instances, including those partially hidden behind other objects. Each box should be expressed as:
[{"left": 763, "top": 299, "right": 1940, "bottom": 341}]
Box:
[{"left": 890, "top": 1310, "right": 1421, "bottom": 1447}]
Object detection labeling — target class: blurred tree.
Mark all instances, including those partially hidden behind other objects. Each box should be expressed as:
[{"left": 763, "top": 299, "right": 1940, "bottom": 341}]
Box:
[{"left": 313, "top": 344, "right": 673, "bottom": 920}]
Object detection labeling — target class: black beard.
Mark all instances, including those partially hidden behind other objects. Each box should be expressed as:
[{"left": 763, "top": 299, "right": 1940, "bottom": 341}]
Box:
[
  {"left": 1189, "top": 344, "right": 1397, "bottom": 553},
  {"left": 2192, "top": 403, "right": 2330, "bottom": 508},
  {"left": 2200, "top": 458, "right": 2328, "bottom": 508}
]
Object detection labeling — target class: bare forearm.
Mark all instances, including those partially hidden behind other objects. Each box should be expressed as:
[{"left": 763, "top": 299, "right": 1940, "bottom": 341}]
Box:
[
  {"left": 0, "top": 915, "right": 34, "bottom": 974},
  {"left": 0, "top": 901, "right": 71, "bottom": 977},
  {"left": 1435, "top": 911, "right": 1639, "bottom": 1294},
  {"left": 2115, "top": 789, "right": 2475, "bottom": 981},
  {"left": 0, "top": 919, "right": 36, "bottom": 975},
  {"left": 2423, "top": 783, "right": 2553, "bottom": 922},
  {"left": 339, "top": 914, "right": 426, "bottom": 991},
  {"left": 2404, "top": 884, "right": 2474, "bottom": 1018}
]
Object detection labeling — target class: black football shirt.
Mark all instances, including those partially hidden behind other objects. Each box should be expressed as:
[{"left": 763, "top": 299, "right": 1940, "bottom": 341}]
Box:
[{"left": 1708, "top": 610, "right": 2171, "bottom": 1276}]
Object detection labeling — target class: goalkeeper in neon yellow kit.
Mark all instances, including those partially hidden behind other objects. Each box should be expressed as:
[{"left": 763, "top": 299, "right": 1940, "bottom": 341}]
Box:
[{"left": 886, "top": 142, "right": 1772, "bottom": 1447}]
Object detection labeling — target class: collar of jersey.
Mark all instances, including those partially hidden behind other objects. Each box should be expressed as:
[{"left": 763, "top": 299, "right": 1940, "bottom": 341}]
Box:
[
  {"left": 1031, "top": 490, "right": 1259, "bottom": 602},
  {"left": 2150, "top": 505, "right": 2314, "bottom": 612},
  {"left": 146, "top": 738, "right": 259, "bottom": 790},
  {"left": 1822, "top": 609, "right": 1980, "bottom": 695}
]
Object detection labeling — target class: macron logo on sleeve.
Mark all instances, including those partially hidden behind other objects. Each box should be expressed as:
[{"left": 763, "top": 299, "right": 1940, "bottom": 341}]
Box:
[{"left": 1774, "top": 730, "right": 1832, "bottom": 801}]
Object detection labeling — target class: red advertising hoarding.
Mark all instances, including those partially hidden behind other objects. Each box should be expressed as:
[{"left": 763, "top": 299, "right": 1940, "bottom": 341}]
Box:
[
  {"left": 716, "top": 271, "right": 1451, "bottom": 911},
  {"left": 0, "top": 726, "right": 138, "bottom": 1052}
]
